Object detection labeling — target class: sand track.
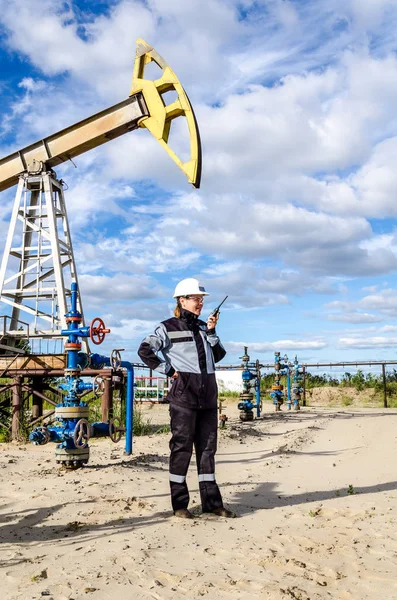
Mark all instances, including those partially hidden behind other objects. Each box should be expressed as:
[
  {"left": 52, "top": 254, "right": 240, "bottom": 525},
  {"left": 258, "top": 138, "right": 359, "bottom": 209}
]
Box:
[{"left": 1, "top": 406, "right": 397, "bottom": 599}]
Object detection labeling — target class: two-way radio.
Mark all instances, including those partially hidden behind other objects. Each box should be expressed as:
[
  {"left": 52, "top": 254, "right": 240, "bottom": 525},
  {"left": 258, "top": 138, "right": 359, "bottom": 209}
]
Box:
[{"left": 209, "top": 295, "right": 228, "bottom": 318}]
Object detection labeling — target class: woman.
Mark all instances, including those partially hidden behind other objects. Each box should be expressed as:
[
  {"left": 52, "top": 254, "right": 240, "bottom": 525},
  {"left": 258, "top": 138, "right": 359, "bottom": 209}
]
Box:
[{"left": 138, "top": 277, "right": 235, "bottom": 519}]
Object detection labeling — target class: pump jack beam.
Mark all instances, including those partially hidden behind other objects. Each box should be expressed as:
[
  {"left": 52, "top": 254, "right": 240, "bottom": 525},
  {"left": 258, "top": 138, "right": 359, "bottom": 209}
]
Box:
[
  {"left": 0, "top": 96, "right": 146, "bottom": 192},
  {"left": 0, "top": 38, "right": 201, "bottom": 192}
]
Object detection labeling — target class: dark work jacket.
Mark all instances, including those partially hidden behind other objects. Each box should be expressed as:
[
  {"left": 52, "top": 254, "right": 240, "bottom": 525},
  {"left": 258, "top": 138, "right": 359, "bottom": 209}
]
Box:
[{"left": 137, "top": 309, "right": 226, "bottom": 409}]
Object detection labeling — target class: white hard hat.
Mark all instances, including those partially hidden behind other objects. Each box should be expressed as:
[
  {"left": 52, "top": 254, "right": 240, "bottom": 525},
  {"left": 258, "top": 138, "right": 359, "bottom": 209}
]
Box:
[{"left": 173, "top": 278, "right": 210, "bottom": 298}]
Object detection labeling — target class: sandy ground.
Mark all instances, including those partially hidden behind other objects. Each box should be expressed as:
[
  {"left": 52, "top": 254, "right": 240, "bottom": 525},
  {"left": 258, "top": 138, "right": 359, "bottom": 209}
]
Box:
[
  {"left": 304, "top": 386, "right": 384, "bottom": 408},
  {"left": 1, "top": 404, "right": 397, "bottom": 600}
]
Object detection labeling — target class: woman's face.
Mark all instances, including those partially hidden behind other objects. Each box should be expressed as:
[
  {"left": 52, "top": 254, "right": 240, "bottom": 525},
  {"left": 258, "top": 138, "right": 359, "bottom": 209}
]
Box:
[{"left": 179, "top": 295, "right": 205, "bottom": 316}]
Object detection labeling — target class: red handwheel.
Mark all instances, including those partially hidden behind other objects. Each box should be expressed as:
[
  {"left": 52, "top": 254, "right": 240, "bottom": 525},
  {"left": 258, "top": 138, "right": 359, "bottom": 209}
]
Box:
[{"left": 89, "top": 317, "right": 110, "bottom": 345}]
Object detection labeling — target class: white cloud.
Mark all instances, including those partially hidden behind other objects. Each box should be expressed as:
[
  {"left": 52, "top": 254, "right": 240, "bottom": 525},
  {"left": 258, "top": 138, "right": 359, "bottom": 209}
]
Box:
[
  {"left": 75, "top": 226, "right": 201, "bottom": 276},
  {"left": 79, "top": 273, "right": 166, "bottom": 307},
  {"left": 175, "top": 195, "right": 370, "bottom": 253},
  {"left": 0, "top": 0, "right": 239, "bottom": 104},
  {"left": 379, "top": 325, "right": 397, "bottom": 333},
  {"left": 360, "top": 289, "right": 397, "bottom": 315},
  {"left": 339, "top": 336, "right": 397, "bottom": 349},
  {"left": 362, "top": 285, "right": 379, "bottom": 292},
  {"left": 18, "top": 77, "right": 46, "bottom": 93},
  {"left": 324, "top": 288, "right": 397, "bottom": 326},
  {"left": 297, "top": 137, "right": 397, "bottom": 219},
  {"left": 103, "top": 318, "right": 158, "bottom": 342},
  {"left": 0, "top": 0, "right": 154, "bottom": 101},
  {"left": 200, "top": 264, "right": 339, "bottom": 304}
]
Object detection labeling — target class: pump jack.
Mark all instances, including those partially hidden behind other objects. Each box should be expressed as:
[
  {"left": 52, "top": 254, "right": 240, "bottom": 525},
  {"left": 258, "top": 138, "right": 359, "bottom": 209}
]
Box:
[
  {"left": 0, "top": 38, "right": 202, "bottom": 462},
  {"left": 0, "top": 38, "right": 201, "bottom": 351}
]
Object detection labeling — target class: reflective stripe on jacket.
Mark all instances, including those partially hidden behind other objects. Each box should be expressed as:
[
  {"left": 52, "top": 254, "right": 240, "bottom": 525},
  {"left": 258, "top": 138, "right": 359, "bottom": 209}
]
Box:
[{"left": 138, "top": 309, "right": 226, "bottom": 409}]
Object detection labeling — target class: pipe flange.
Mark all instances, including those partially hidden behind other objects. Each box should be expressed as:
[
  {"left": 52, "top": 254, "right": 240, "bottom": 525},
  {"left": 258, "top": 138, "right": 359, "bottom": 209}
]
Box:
[
  {"left": 55, "top": 446, "right": 90, "bottom": 469},
  {"left": 240, "top": 392, "right": 254, "bottom": 401},
  {"left": 64, "top": 368, "right": 81, "bottom": 376},
  {"left": 65, "top": 342, "right": 82, "bottom": 351},
  {"left": 55, "top": 447, "right": 90, "bottom": 459},
  {"left": 55, "top": 406, "right": 90, "bottom": 419}
]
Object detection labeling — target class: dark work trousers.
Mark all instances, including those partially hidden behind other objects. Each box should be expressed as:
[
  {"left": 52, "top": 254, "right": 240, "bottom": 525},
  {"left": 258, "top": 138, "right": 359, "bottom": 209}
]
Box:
[{"left": 169, "top": 403, "right": 223, "bottom": 512}]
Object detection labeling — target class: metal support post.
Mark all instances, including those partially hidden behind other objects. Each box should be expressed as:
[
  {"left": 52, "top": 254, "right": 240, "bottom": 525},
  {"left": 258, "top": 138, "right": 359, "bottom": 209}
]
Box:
[
  {"left": 31, "top": 376, "right": 43, "bottom": 419},
  {"left": 12, "top": 376, "right": 22, "bottom": 440},
  {"left": 256, "top": 380, "right": 261, "bottom": 418},
  {"left": 382, "top": 363, "right": 387, "bottom": 408},
  {"left": 101, "top": 375, "right": 113, "bottom": 422},
  {"left": 124, "top": 365, "right": 134, "bottom": 455}
]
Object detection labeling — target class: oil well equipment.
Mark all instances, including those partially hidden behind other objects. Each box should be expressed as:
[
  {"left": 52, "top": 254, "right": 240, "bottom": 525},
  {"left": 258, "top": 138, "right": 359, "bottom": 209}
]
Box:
[
  {"left": 0, "top": 38, "right": 202, "bottom": 466},
  {"left": 237, "top": 347, "right": 262, "bottom": 421}
]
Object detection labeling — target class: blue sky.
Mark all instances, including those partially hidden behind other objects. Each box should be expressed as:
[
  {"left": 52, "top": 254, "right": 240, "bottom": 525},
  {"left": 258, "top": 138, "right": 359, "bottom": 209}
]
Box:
[{"left": 2, "top": 0, "right": 397, "bottom": 369}]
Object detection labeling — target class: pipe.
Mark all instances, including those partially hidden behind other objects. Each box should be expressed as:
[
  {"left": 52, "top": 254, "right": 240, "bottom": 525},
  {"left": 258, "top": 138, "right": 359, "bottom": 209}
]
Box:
[
  {"left": 101, "top": 375, "right": 113, "bottom": 422},
  {"left": 121, "top": 361, "right": 134, "bottom": 455},
  {"left": 30, "top": 410, "right": 56, "bottom": 426},
  {"left": 29, "top": 388, "right": 58, "bottom": 407},
  {"left": 256, "top": 378, "right": 261, "bottom": 418},
  {"left": 382, "top": 363, "right": 387, "bottom": 408},
  {"left": 90, "top": 353, "right": 134, "bottom": 454},
  {"left": 219, "top": 360, "right": 397, "bottom": 369},
  {"left": 31, "top": 377, "right": 43, "bottom": 419}
]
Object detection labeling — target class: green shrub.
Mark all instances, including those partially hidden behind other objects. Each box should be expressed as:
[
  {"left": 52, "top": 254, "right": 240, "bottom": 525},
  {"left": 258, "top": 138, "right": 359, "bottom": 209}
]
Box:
[
  {"left": 341, "top": 396, "right": 353, "bottom": 407},
  {"left": 218, "top": 390, "right": 240, "bottom": 398},
  {"left": 305, "top": 373, "right": 335, "bottom": 389},
  {"left": 351, "top": 370, "right": 365, "bottom": 391},
  {"left": 0, "top": 428, "right": 10, "bottom": 443},
  {"left": 133, "top": 409, "right": 152, "bottom": 436},
  {"left": 154, "top": 423, "right": 171, "bottom": 435}
]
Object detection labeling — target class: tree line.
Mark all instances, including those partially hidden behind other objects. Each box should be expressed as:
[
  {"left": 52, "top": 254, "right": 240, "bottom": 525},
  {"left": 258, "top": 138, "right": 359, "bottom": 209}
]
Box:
[{"left": 261, "top": 369, "right": 397, "bottom": 392}]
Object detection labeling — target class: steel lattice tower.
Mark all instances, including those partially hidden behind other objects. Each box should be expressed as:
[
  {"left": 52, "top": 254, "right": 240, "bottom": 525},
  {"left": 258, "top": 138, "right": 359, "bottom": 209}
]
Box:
[{"left": 0, "top": 168, "right": 84, "bottom": 340}]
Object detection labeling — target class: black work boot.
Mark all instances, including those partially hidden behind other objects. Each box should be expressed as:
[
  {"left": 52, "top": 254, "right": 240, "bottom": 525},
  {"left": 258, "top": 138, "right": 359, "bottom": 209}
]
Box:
[
  {"left": 207, "top": 507, "right": 237, "bottom": 518},
  {"left": 173, "top": 508, "right": 194, "bottom": 519}
]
